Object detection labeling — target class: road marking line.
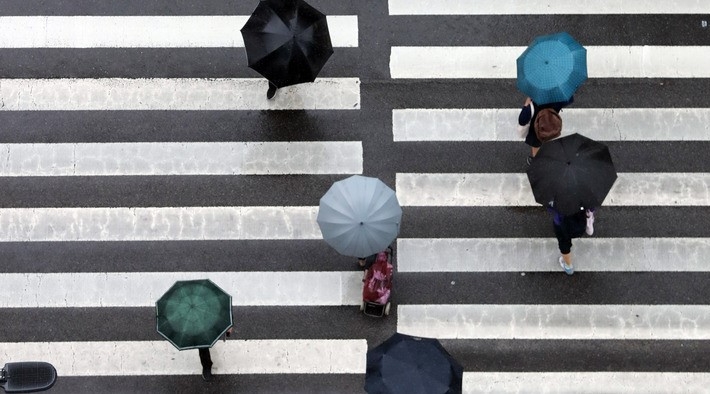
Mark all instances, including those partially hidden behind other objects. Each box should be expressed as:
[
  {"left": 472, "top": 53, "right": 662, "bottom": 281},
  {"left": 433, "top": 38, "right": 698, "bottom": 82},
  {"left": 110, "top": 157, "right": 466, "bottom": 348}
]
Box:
[
  {"left": 391, "top": 46, "right": 710, "bottom": 78},
  {"left": 397, "top": 238, "right": 710, "bottom": 272},
  {"left": 393, "top": 108, "right": 710, "bottom": 141},
  {"left": 0, "top": 206, "right": 324, "bottom": 242},
  {"left": 388, "top": 0, "right": 710, "bottom": 15},
  {"left": 0, "top": 16, "right": 358, "bottom": 48},
  {"left": 0, "top": 271, "right": 363, "bottom": 307},
  {"left": 396, "top": 173, "right": 710, "bottom": 207},
  {"left": 0, "top": 340, "right": 366, "bottom": 375},
  {"left": 0, "top": 142, "right": 362, "bottom": 176},
  {"left": 462, "top": 372, "right": 710, "bottom": 393},
  {"left": 398, "top": 304, "right": 710, "bottom": 339},
  {"left": 0, "top": 78, "right": 361, "bottom": 110}
]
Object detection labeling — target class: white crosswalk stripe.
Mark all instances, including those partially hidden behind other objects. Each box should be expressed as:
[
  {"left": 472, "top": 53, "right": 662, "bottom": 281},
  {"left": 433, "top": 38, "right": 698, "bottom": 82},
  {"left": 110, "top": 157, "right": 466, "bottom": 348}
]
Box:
[
  {"left": 397, "top": 238, "right": 710, "bottom": 272},
  {"left": 0, "top": 340, "right": 367, "bottom": 375},
  {"left": 2, "top": 2, "right": 710, "bottom": 392},
  {"left": 0, "top": 142, "right": 362, "bottom": 176},
  {"left": 396, "top": 173, "right": 710, "bottom": 206},
  {"left": 0, "top": 78, "right": 361, "bottom": 110},
  {"left": 0, "top": 272, "right": 362, "bottom": 307},
  {"left": 0, "top": 16, "right": 359, "bottom": 48},
  {"left": 391, "top": 46, "right": 710, "bottom": 78},
  {"left": 393, "top": 108, "right": 710, "bottom": 141},
  {"left": 388, "top": 0, "right": 710, "bottom": 15}
]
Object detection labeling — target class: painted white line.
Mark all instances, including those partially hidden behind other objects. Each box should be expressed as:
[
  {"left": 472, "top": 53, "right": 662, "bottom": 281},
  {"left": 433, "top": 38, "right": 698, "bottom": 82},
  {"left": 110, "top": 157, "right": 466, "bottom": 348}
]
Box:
[
  {"left": 396, "top": 173, "right": 710, "bottom": 207},
  {"left": 397, "top": 238, "right": 710, "bottom": 272},
  {"left": 392, "top": 108, "right": 710, "bottom": 141},
  {"left": 462, "top": 372, "right": 710, "bottom": 394},
  {"left": 0, "top": 340, "right": 366, "bottom": 375},
  {"left": 0, "top": 207, "right": 324, "bottom": 242},
  {"left": 397, "top": 304, "right": 710, "bottom": 339},
  {"left": 0, "top": 78, "right": 361, "bottom": 110},
  {"left": 0, "top": 16, "right": 358, "bottom": 48},
  {"left": 0, "top": 142, "right": 362, "bottom": 176},
  {"left": 390, "top": 46, "right": 710, "bottom": 78},
  {"left": 0, "top": 271, "right": 363, "bottom": 308},
  {"left": 389, "top": 0, "right": 710, "bottom": 15}
]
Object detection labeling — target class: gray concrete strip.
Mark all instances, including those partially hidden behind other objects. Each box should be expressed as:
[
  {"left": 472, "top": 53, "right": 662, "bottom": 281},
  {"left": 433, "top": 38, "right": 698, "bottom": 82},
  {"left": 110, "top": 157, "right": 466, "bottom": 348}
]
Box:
[
  {"left": 391, "top": 46, "right": 710, "bottom": 78},
  {"left": 396, "top": 173, "right": 710, "bottom": 206},
  {"left": 0, "top": 271, "right": 362, "bottom": 307},
  {"left": 0, "top": 142, "right": 362, "bottom": 176},
  {"left": 0, "top": 78, "right": 361, "bottom": 110},
  {"left": 0, "top": 206, "right": 322, "bottom": 241},
  {"left": 393, "top": 108, "right": 710, "bottom": 141},
  {"left": 398, "top": 304, "right": 710, "bottom": 339},
  {"left": 462, "top": 372, "right": 710, "bottom": 393},
  {"left": 397, "top": 238, "right": 710, "bottom": 272}
]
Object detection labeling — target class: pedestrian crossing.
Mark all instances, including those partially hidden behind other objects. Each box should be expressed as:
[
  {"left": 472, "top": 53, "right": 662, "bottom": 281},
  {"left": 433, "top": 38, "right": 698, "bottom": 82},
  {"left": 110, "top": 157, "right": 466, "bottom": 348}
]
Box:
[{"left": 2, "top": 1, "right": 710, "bottom": 393}]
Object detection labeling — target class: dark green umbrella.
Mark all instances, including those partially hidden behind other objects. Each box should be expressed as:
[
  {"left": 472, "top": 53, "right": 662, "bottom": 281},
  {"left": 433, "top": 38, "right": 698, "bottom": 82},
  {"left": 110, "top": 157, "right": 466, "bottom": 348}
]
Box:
[{"left": 156, "top": 279, "right": 233, "bottom": 350}]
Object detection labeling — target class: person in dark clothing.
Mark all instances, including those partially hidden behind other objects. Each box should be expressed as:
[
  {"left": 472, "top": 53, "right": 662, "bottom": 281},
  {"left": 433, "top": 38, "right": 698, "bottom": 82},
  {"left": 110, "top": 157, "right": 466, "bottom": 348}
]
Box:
[
  {"left": 548, "top": 205, "right": 595, "bottom": 275},
  {"left": 198, "top": 326, "right": 234, "bottom": 382},
  {"left": 199, "top": 348, "right": 213, "bottom": 381},
  {"left": 518, "top": 96, "right": 573, "bottom": 163}
]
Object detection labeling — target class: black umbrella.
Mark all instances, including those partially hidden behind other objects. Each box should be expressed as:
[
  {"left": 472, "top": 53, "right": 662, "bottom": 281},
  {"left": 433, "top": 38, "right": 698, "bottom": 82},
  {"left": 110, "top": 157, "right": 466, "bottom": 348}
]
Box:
[
  {"left": 365, "top": 333, "right": 463, "bottom": 394},
  {"left": 241, "top": 0, "right": 334, "bottom": 88},
  {"left": 527, "top": 133, "right": 617, "bottom": 215}
]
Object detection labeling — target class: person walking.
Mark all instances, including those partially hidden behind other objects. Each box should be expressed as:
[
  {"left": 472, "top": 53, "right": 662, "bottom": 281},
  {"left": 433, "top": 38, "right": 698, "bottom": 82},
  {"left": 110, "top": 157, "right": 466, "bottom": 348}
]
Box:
[
  {"left": 518, "top": 96, "right": 572, "bottom": 164},
  {"left": 198, "top": 326, "right": 234, "bottom": 382},
  {"left": 548, "top": 205, "right": 595, "bottom": 275}
]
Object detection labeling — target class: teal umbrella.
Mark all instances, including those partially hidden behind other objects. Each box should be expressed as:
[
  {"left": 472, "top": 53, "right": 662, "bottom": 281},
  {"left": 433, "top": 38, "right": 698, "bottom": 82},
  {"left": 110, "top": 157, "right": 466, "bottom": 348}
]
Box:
[
  {"left": 156, "top": 279, "right": 233, "bottom": 350},
  {"left": 317, "top": 175, "right": 402, "bottom": 258},
  {"left": 517, "top": 31, "right": 587, "bottom": 104}
]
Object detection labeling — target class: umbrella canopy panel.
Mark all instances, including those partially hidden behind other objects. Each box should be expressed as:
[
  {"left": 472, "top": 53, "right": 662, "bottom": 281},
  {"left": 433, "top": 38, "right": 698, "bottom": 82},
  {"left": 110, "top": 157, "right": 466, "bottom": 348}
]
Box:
[
  {"left": 156, "top": 279, "right": 233, "bottom": 350},
  {"left": 365, "top": 333, "right": 464, "bottom": 394},
  {"left": 527, "top": 133, "right": 617, "bottom": 215},
  {"left": 241, "top": 0, "right": 333, "bottom": 88},
  {"left": 517, "top": 32, "right": 587, "bottom": 105},
  {"left": 317, "top": 175, "right": 402, "bottom": 258}
]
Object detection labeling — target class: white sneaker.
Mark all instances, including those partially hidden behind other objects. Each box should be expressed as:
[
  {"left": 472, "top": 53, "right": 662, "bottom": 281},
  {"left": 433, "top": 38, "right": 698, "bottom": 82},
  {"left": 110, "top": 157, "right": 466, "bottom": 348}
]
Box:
[
  {"left": 559, "top": 256, "right": 574, "bottom": 275},
  {"left": 585, "top": 210, "right": 595, "bottom": 236}
]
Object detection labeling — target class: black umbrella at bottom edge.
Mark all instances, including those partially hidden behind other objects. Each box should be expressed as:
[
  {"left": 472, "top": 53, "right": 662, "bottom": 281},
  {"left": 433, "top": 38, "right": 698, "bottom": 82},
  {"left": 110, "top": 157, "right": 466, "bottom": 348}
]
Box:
[{"left": 365, "top": 333, "right": 463, "bottom": 394}]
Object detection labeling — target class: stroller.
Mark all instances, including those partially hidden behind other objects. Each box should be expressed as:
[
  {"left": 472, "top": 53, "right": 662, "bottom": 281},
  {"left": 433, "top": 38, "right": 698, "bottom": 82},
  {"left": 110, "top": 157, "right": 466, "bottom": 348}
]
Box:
[{"left": 360, "top": 247, "right": 393, "bottom": 317}]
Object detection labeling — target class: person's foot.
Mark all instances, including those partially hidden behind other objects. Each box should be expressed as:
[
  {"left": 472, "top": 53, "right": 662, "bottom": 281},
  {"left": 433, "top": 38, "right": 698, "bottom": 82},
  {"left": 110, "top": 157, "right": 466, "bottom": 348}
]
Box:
[
  {"left": 202, "top": 367, "right": 213, "bottom": 382},
  {"left": 585, "top": 210, "right": 595, "bottom": 236},
  {"left": 266, "top": 83, "right": 277, "bottom": 99},
  {"left": 559, "top": 256, "right": 574, "bottom": 275}
]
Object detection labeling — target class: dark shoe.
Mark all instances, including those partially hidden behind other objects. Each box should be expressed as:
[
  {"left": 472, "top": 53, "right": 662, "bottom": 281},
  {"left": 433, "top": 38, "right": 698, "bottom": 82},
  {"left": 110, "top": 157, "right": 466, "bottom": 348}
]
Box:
[
  {"left": 202, "top": 368, "right": 213, "bottom": 382},
  {"left": 266, "top": 83, "right": 277, "bottom": 99}
]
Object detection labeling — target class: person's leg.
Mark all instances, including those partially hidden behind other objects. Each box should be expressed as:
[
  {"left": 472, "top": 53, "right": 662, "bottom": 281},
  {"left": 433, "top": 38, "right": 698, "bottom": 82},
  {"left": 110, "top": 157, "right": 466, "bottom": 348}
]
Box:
[
  {"left": 554, "top": 224, "right": 574, "bottom": 274},
  {"left": 267, "top": 82, "right": 277, "bottom": 99},
  {"left": 199, "top": 348, "right": 213, "bottom": 381}
]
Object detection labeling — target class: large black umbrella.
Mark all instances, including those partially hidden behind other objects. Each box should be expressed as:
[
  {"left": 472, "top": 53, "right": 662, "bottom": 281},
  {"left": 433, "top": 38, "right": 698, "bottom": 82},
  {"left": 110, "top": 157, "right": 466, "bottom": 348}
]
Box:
[
  {"left": 365, "top": 333, "right": 463, "bottom": 394},
  {"left": 527, "top": 133, "right": 617, "bottom": 215},
  {"left": 241, "top": 0, "right": 334, "bottom": 88}
]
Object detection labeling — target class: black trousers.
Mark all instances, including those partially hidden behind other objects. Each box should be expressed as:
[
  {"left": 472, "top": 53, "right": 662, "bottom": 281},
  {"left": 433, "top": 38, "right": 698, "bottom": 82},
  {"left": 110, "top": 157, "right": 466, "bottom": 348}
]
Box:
[{"left": 199, "top": 348, "right": 212, "bottom": 369}]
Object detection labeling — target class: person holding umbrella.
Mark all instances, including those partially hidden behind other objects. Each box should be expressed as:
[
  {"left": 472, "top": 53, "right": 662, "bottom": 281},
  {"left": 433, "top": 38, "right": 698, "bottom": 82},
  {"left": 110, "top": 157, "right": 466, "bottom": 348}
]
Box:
[
  {"left": 517, "top": 32, "right": 587, "bottom": 164},
  {"left": 156, "top": 279, "right": 234, "bottom": 382},
  {"left": 526, "top": 133, "right": 617, "bottom": 275},
  {"left": 241, "top": 0, "right": 334, "bottom": 100}
]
